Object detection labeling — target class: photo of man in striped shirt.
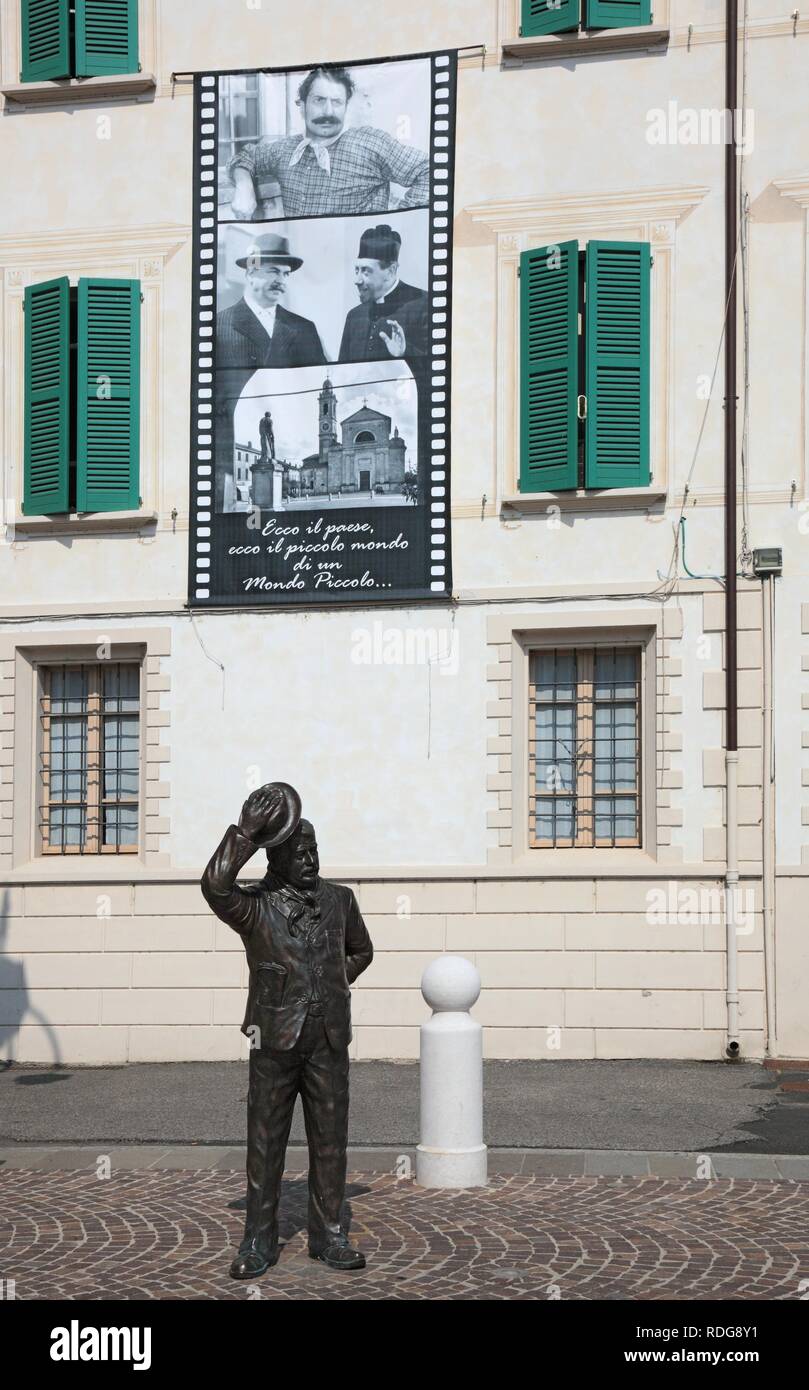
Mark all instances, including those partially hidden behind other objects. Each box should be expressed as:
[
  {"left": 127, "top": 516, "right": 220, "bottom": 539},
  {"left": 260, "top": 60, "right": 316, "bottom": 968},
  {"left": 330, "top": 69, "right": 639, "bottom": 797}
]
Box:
[{"left": 227, "top": 66, "right": 430, "bottom": 221}]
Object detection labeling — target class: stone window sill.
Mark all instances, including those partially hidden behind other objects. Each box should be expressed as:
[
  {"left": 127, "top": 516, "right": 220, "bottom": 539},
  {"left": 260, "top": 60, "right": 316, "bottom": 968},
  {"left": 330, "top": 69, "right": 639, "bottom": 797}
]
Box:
[
  {"left": 502, "top": 27, "right": 669, "bottom": 65},
  {"left": 510, "top": 848, "right": 660, "bottom": 871},
  {"left": 13, "top": 509, "right": 158, "bottom": 537},
  {"left": 501, "top": 487, "right": 666, "bottom": 514},
  {"left": 2, "top": 73, "right": 156, "bottom": 108}
]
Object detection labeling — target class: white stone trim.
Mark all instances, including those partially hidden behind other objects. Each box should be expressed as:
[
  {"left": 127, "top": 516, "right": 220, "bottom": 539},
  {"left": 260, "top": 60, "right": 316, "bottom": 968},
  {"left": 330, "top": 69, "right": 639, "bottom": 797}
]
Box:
[
  {"left": 495, "top": 0, "right": 672, "bottom": 52},
  {"left": 0, "top": 627, "right": 171, "bottom": 873},
  {"left": 484, "top": 606, "right": 689, "bottom": 868},
  {"left": 465, "top": 185, "right": 709, "bottom": 510},
  {"left": 0, "top": 222, "right": 190, "bottom": 536},
  {"left": 0, "top": 0, "right": 159, "bottom": 90}
]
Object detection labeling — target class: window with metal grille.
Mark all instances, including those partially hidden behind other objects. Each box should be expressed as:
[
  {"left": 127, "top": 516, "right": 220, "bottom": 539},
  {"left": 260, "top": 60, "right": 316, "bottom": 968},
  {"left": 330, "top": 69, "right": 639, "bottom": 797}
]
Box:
[
  {"left": 528, "top": 646, "right": 641, "bottom": 847},
  {"left": 39, "top": 661, "right": 140, "bottom": 853}
]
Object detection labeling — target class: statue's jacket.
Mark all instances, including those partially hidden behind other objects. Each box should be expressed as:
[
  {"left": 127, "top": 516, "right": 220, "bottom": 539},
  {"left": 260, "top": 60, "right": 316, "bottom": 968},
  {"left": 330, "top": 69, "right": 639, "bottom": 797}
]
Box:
[{"left": 201, "top": 825, "right": 373, "bottom": 1051}]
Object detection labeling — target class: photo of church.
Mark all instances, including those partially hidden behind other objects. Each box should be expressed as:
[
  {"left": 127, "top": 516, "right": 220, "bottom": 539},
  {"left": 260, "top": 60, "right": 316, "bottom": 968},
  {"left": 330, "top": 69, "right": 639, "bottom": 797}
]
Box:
[
  {"left": 298, "top": 376, "right": 411, "bottom": 501},
  {"left": 226, "top": 360, "right": 420, "bottom": 512}
]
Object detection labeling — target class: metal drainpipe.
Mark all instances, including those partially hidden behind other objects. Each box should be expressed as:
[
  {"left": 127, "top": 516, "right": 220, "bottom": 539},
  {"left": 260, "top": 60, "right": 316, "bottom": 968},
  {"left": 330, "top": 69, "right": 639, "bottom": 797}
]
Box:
[
  {"left": 761, "top": 575, "right": 776, "bottom": 1054},
  {"left": 724, "top": 0, "right": 741, "bottom": 1058}
]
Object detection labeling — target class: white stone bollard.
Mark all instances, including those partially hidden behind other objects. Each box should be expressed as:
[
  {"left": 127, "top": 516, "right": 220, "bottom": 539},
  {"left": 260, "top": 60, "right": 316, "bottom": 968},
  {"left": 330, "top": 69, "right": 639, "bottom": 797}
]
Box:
[{"left": 416, "top": 956, "right": 487, "bottom": 1188}]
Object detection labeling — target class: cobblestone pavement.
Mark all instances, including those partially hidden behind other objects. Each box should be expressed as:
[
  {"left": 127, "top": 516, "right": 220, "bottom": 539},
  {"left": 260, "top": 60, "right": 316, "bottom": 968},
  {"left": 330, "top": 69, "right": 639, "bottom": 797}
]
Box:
[{"left": 2, "top": 1168, "right": 808, "bottom": 1301}]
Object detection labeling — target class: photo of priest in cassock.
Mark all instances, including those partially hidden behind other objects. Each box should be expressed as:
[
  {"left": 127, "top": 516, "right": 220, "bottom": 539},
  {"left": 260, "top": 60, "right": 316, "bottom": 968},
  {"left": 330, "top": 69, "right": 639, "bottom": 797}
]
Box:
[{"left": 338, "top": 224, "right": 428, "bottom": 364}]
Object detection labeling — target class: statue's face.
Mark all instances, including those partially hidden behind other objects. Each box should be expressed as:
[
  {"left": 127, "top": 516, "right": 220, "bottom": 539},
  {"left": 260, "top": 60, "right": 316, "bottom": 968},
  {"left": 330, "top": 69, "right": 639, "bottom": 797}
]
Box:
[{"left": 271, "top": 824, "right": 319, "bottom": 890}]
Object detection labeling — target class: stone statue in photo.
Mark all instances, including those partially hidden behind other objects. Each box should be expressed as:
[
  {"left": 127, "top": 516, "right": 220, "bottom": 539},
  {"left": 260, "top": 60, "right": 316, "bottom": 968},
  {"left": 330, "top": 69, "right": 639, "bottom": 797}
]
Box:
[
  {"left": 259, "top": 409, "right": 276, "bottom": 462},
  {"left": 201, "top": 782, "right": 374, "bottom": 1276}
]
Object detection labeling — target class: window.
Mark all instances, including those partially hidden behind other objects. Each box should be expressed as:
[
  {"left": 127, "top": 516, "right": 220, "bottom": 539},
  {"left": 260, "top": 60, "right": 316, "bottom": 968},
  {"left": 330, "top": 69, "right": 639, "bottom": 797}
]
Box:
[
  {"left": 23, "top": 276, "right": 140, "bottom": 516},
  {"left": 39, "top": 661, "right": 140, "bottom": 854},
  {"left": 217, "top": 74, "right": 288, "bottom": 219},
  {"left": 519, "top": 239, "right": 650, "bottom": 492},
  {"left": 520, "top": 0, "right": 651, "bottom": 37},
  {"left": 529, "top": 646, "right": 641, "bottom": 847},
  {"left": 217, "top": 73, "right": 261, "bottom": 173},
  {"left": 21, "top": 0, "right": 138, "bottom": 82}
]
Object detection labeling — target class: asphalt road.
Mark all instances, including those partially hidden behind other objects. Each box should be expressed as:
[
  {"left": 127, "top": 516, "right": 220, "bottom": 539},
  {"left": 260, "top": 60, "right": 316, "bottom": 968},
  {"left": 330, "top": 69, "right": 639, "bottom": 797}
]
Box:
[{"left": 1, "top": 1058, "right": 806, "bottom": 1153}]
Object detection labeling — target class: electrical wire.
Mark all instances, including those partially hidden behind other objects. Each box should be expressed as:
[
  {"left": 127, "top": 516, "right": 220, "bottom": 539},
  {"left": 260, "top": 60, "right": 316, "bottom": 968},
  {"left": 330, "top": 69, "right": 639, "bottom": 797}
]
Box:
[
  {"left": 656, "top": 233, "right": 742, "bottom": 590},
  {"left": 188, "top": 610, "right": 226, "bottom": 710},
  {"left": 219, "top": 372, "right": 416, "bottom": 404}
]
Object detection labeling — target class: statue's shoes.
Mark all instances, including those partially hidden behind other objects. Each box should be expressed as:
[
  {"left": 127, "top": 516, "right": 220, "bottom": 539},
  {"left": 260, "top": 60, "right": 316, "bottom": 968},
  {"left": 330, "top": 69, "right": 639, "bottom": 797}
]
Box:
[
  {"left": 308, "top": 1237, "right": 366, "bottom": 1271},
  {"left": 229, "top": 1246, "right": 279, "bottom": 1280}
]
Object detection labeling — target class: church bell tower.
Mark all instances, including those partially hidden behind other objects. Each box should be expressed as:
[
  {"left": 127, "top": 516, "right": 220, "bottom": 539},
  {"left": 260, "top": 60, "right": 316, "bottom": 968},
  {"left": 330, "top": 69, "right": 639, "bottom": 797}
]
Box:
[{"left": 318, "top": 377, "right": 338, "bottom": 462}]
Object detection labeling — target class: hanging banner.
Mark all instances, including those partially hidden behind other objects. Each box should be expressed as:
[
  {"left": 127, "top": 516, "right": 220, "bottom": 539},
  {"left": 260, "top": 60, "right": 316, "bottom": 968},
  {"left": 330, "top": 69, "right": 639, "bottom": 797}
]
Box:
[{"left": 188, "top": 51, "right": 457, "bottom": 607}]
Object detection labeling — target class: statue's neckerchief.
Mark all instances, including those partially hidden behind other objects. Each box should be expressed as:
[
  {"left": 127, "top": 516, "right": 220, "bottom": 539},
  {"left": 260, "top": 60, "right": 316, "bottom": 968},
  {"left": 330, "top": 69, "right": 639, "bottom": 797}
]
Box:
[{"left": 264, "top": 871, "right": 321, "bottom": 938}]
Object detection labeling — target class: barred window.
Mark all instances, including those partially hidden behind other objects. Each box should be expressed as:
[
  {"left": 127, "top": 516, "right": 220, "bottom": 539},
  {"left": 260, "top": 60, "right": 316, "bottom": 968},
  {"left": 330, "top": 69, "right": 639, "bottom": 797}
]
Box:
[
  {"left": 529, "top": 646, "right": 641, "bottom": 848},
  {"left": 39, "top": 662, "right": 140, "bottom": 854}
]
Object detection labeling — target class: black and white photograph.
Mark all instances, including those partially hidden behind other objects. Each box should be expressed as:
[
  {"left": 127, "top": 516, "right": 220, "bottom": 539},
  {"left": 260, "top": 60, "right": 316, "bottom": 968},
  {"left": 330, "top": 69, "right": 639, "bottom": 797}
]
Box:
[
  {"left": 217, "top": 361, "right": 420, "bottom": 514},
  {"left": 215, "top": 212, "right": 430, "bottom": 369},
  {"left": 217, "top": 58, "right": 432, "bottom": 223},
  {"left": 191, "top": 47, "right": 455, "bottom": 608}
]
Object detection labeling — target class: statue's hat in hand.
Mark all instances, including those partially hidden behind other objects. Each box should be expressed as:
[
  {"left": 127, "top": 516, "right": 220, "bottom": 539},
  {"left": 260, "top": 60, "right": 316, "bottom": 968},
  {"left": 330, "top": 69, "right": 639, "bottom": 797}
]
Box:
[{"left": 245, "top": 781, "right": 302, "bottom": 849}]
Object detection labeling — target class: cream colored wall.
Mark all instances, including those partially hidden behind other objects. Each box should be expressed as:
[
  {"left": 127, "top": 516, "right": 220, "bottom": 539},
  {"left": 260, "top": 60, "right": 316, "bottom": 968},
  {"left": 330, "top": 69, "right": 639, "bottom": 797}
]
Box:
[
  {"left": 0, "top": 594, "right": 767, "bottom": 874},
  {"left": 3, "top": 587, "right": 804, "bottom": 1064},
  {"left": 0, "top": 872, "right": 773, "bottom": 1065},
  {"left": 2, "top": 1, "right": 808, "bottom": 1061}
]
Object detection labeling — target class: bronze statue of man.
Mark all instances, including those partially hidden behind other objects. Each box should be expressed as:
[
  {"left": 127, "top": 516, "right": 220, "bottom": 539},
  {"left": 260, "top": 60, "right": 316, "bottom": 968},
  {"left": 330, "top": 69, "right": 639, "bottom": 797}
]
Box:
[{"left": 201, "top": 782, "right": 373, "bottom": 1276}]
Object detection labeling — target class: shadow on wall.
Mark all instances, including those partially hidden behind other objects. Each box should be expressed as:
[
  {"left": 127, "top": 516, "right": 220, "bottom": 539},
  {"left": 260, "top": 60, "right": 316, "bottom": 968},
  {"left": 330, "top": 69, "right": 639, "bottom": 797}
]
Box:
[{"left": 0, "top": 888, "right": 64, "bottom": 1070}]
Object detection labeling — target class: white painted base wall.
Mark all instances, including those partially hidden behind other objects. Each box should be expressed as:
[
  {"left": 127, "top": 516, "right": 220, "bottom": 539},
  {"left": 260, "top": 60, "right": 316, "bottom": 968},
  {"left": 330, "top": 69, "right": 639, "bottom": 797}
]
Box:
[{"left": 1, "top": 870, "right": 796, "bottom": 1065}]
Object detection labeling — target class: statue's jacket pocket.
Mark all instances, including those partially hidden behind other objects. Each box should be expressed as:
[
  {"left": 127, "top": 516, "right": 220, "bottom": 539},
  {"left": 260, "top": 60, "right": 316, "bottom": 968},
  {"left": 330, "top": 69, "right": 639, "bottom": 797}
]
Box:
[{"left": 255, "top": 961, "right": 288, "bottom": 1009}]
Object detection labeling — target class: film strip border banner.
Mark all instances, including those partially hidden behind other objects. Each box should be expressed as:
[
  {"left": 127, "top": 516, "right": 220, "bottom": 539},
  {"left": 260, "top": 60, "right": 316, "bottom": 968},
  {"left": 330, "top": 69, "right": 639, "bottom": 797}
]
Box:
[
  {"left": 188, "top": 50, "right": 457, "bottom": 607},
  {"left": 425, "top": 51, "right": 456, "bottom": 598},
  {"left": 189, "top": 72, "right": 219, "bottom": 601}
]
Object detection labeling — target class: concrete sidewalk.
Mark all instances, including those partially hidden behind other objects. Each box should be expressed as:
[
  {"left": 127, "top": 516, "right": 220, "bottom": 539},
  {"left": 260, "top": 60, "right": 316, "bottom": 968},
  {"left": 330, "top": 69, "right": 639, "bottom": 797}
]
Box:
[{"left": 2, "top": 1057, "right": 807, "bottom": 1154}]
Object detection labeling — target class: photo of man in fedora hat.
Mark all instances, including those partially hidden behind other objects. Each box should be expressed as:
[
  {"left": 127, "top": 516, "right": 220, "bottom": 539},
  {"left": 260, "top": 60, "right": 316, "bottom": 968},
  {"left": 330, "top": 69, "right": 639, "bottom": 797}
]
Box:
[
  {"left": 216, "top": 232, "right": 327, "bottom": 369},
  {"left": 201, "top": 782, "right": 373, "bottom": 1276},
  {"left": 338, "top": 223, "right": 428, "bottom": 364}
]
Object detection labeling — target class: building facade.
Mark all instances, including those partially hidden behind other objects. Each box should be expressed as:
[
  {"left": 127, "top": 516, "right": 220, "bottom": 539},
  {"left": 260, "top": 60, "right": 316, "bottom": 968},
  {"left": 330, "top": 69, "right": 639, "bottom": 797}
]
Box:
[
  {"left": 230, "top": 440, "right": 260, "bottom": 509},
  {"left": 2, "top": 0, "right": 808, "bottom": 1066}
]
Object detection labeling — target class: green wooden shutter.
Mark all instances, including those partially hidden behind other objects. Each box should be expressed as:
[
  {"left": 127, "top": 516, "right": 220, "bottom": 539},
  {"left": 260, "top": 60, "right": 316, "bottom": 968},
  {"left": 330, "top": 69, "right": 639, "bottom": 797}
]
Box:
[
  {"left": 585, "top": 0, "right": 652, "bottom": 27},
  {"left": 75, "top": 0, "right": 138, "bottom": 77},
  {"left": 521, "top": 0, "right": 580, "bottom": 36},
  {"left": 76, "top": 279, "right": 140, "bottom": 512},
  {"left": 520, "top": 241, "right": 578, "bottom": 493},
  {"left": 584, "top": 241, "right": 651, "bottom": 489},
  {"left": 23, "top": 278, "right": 71, "bottom": 515},
  {"left": 20, "top": 0, "right": 71, "bottom": 82}
]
